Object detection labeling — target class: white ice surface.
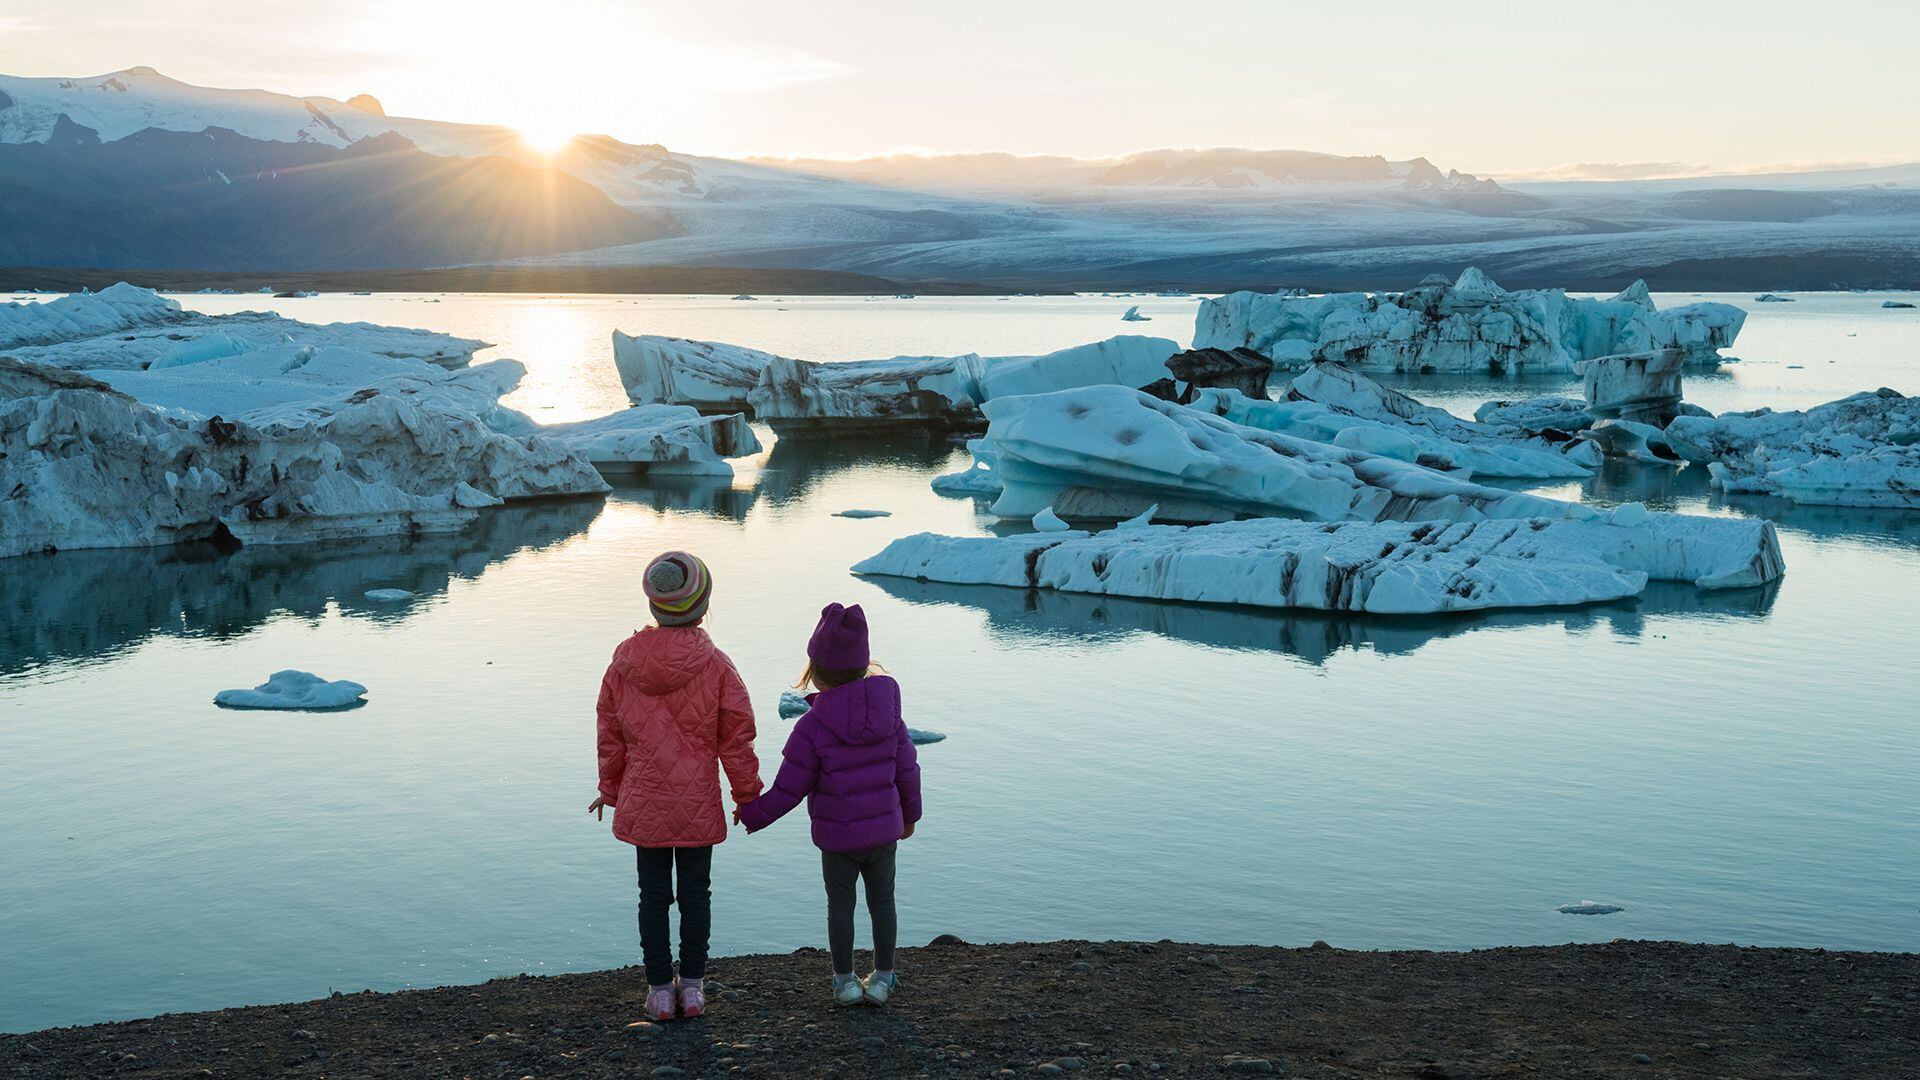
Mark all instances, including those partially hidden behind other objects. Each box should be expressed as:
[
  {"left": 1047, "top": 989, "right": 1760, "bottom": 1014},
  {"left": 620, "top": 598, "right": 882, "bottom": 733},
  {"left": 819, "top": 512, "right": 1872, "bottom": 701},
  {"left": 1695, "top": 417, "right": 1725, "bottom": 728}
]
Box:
[
  {"left": 1665, "top": 388, "right": 1920, "bottom": 507},
  {"left": 214, "top": 670, "right": 368, "bottom": 710},
  {"left": 1194, "top": 269, "right": 1744, "bottom": 374},
  {"left": 612, "top": 333, "right": 781, "bottom": 411},
  {"left": 851, "top": 515, "right": 1741, "bottom": 614}
]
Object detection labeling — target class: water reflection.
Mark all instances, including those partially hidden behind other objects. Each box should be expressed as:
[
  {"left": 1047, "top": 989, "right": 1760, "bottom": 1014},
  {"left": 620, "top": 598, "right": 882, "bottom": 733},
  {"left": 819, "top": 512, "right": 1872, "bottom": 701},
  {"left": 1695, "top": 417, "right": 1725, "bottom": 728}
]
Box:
[
  {"left": 866, "top": 575, "right": 1780, "bottom": 666},
  {"left": 755, "top": 436, "right": 966, "bottom": 506},
  {"left": 605, "top": 476, "right": 757, "bottom": 522},
  {"left": 1, "top": 499, "right": 604, "bottom": 676}
]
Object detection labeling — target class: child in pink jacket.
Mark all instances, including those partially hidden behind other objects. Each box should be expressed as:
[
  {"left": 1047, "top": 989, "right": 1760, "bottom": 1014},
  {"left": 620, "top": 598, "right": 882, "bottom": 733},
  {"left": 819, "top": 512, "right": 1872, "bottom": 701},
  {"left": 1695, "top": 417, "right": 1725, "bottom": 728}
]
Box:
[{"left": 590, "top": 551, "right": 761, "bottom": 1022}]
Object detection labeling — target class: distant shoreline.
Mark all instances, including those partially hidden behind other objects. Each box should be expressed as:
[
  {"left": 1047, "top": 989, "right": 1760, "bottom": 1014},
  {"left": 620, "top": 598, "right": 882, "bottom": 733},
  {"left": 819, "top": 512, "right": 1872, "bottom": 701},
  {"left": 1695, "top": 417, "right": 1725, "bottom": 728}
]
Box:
[
  {"left": 6, "top": 257, "right": 1918, "bottom": 298},
  {"left": 3, "top": 939, "right": 1914, "bottom": 1076},
  {"left": 0, "top": 265, "right": 1059, "bottom": 297}
]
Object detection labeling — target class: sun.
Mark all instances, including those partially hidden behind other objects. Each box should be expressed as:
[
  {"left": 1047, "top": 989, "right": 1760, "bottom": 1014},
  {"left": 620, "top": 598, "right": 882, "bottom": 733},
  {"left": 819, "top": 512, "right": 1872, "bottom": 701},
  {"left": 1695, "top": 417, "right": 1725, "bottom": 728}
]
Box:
[{"left": 516, "top": 123, "right": 577, "bottom": 156}]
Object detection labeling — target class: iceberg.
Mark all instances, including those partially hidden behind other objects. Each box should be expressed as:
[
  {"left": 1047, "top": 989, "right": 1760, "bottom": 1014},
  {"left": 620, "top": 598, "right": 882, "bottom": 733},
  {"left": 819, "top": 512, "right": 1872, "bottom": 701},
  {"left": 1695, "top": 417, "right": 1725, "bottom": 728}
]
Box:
[
  {"left": 1883, "top": 301, "right": 1915, "bottom": 309},
  {"left": 1556, "top": 901, "right": 1625, "bottom": 915},
  {"left": 214, "top": 670, "right": 368, "bottom": 710},
  {"left": 617, "top": 333, "right": 1178, "bottom": 429},
  {"left": 1163, "top": 347, "right": 1275, "bottom": 399},
  {"left": 1194, "top": 268, "right": 1745, "bottom": 375},
  {"left": 975, "top": 385, "right": 1782, "bottom": 588},
  {"left": 832, "top": 508, "right": 892, "bottom": 518},
  {"left": 854, "top": 512, "right": 1774, "bottom": 615},
  {"left": 514, "top": 405, "right": 761, "bottom": 478},
  {"left": 907, "top": 729, "right": 946, "bottom": 745},
  {"left": 1258, "top": 362, "right": 1598, "bottom": 478},
  {"left": 2, "top": 284, "right": 485, "bottom": 372},
  {"left": 613, "top": 333, "right": 782, "bottom": 414},
  {"left": 1577, "top": 419, "right": 1681, "bottom": 465},
  {"left": 778, "top": 689, "right": 810, "bottom": 719},
  {"left": 1665, "top": 388, "right": 1920, "bottom": 507},
  {"left": 1, "top": 355, "right": 607, "bottom": 559},
  {"left": 1754, "top": 293, "right": 1795, "bottom": 302},
  {"left": 1120, "top": 305, "right": 1151, "bottom": 321},
  {"left": 1577, "top": 348, "right": 1687, "bottom": 425},
  {"left": 1473, "top": 395, "right": 1597, "bottom": 436},
  {"left": 363, "top": 588, "right": 415, "bottom": 602}
]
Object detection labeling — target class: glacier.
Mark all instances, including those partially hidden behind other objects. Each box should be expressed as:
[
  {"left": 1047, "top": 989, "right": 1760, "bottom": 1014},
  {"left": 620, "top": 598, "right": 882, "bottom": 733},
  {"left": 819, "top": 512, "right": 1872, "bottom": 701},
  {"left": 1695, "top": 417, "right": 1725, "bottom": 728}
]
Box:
[
  {"left": 974, "top": 385, "right": 1782, "bottom": 589},
  {"left": 1193, "top": 268, "right": 1745, "bottom": 375},
  {"left": 1, "top": 284, "right": 485, "bottom": 372},
  {"left": 853, "top": 511, "right": 1777, "bottom": 615},
  {"left": 1664, "top": 388, "right": 1920, "bottom": 508}
]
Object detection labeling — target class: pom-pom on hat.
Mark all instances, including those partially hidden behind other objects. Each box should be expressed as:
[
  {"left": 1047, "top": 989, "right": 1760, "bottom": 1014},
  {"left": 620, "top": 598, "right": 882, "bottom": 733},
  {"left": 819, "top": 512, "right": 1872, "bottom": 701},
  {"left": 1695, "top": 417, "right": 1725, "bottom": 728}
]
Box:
[
  {"left": 644, "top": 551, "right": 712, "bottom": 626},
  {"left": 807, "top": 602, "right": 870, "bottom": 671}
]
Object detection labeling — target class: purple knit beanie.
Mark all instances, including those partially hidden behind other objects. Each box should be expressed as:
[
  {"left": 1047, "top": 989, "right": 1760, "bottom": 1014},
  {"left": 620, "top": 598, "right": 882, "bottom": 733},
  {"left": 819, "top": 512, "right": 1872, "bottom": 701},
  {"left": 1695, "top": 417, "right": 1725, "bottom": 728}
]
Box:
[{"left": 807, "top": 602, "right": 870, "bottom": 671}]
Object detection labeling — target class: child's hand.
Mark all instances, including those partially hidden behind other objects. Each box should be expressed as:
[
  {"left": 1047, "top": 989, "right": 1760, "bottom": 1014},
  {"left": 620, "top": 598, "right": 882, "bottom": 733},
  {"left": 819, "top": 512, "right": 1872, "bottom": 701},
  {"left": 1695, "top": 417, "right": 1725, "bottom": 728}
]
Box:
[
  {"left": 901, "top": 820, "right": 915, "bottom": 840},
  {"left": 588, "top": 796, "right": 613, "bottom": 821},
  {"left": 731, "top": 801, "right": 750, "bottom": 826}
]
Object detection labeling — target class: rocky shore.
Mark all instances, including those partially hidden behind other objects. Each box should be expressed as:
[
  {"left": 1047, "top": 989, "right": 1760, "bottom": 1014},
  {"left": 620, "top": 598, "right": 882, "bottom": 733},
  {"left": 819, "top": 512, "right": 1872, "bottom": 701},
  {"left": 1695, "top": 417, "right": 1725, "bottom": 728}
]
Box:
[{"left": 3, "top": 939, "right": 1915, "bottom": 1078}]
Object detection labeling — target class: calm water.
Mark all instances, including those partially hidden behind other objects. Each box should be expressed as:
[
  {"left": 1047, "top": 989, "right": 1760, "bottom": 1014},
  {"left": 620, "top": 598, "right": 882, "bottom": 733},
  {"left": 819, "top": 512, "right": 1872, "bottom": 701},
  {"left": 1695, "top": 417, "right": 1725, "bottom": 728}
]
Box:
[{"left": 4, "top": 291, "right": 1919, "bottom": 1032}]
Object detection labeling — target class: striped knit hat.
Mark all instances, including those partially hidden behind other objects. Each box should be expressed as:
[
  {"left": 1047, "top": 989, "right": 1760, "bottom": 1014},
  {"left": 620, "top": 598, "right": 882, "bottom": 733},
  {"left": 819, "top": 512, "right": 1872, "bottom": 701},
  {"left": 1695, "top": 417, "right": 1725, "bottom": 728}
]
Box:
[{"left": 644, "top": 550, "right": 712, "bottom": 626}]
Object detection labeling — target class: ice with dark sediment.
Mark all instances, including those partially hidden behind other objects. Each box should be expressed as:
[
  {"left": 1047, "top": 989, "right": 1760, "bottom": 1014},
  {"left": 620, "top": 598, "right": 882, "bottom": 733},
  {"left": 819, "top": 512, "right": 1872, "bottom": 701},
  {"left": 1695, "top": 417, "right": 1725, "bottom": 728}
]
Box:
[
  {"left": 613, "top": 333, "right": 783, "bottom": 414},
  {"left": 616, "top": 331, "right": 1178, "bottom": 431},
  {"left": 1193, "top": 268, "right": 1744, "bottom": 374},
  {"left": 854, "top": 508, "right": 1775, "bottom": 615},
  {"left": 1664, "top": 388, "right": 1920, "bottom": 508},
  {"left": 505, "top": 405, "right": 762, "bottom": 477},
  {"left": 972, "top": 385, "right": 1782, "bottom": 589}
]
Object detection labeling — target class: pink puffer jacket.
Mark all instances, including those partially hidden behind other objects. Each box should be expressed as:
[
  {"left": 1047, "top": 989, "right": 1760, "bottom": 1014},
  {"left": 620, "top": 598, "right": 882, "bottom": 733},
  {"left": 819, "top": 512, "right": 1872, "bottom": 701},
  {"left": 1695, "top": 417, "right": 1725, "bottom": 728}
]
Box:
[{"left": 596, "top": 626, "right": 762, "bottom": 847}]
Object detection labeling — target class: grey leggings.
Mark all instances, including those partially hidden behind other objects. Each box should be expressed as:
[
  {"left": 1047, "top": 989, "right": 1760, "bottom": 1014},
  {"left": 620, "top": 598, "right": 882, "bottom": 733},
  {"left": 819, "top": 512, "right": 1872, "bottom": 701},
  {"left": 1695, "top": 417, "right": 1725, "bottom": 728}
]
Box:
[{"left": 821, "top": 842, "right": 897, "bottom": 975}]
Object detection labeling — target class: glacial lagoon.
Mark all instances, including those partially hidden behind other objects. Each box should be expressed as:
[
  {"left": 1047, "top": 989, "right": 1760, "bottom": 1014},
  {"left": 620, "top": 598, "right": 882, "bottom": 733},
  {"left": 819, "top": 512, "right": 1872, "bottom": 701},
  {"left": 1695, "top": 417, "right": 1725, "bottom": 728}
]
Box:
[{"left": 3, "top": 291, "right": 1918, "bottom": 1031}]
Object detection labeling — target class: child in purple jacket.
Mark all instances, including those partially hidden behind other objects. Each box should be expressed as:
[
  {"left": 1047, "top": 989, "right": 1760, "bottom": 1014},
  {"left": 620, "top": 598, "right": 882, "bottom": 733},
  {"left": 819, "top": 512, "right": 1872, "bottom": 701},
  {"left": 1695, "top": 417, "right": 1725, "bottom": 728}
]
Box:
[{"left": 738, "top": 602, "right": 922, "bottom": 1006}]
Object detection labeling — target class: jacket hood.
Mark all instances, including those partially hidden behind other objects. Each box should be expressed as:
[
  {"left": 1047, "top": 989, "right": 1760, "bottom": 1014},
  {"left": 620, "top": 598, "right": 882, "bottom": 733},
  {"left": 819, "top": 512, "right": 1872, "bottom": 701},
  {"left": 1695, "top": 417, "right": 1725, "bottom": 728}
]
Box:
[
  {"left": 805, "top": 675, "right": 901, "bottom": 746},
  {"left": 611, "top": 626, "right": 718, "bottom": 694}
]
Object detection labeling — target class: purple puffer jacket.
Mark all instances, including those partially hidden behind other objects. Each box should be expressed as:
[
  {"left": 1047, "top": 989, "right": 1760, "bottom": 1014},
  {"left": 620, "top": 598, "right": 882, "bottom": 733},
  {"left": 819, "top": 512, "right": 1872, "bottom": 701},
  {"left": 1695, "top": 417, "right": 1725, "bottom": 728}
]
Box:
[{"left": 738, "top": 675, "right": 921, "bottom": 852}]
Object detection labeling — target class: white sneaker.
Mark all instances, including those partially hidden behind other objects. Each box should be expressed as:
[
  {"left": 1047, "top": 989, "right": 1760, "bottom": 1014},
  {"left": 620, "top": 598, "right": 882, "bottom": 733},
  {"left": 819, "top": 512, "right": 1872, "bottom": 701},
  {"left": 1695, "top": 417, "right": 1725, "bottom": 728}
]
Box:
[
  {"left": 833, "top": 974, "right": 864, "bottom": 1006},
  {"left": 862, "top": 971, "right": 899, "bottom": 1006}
]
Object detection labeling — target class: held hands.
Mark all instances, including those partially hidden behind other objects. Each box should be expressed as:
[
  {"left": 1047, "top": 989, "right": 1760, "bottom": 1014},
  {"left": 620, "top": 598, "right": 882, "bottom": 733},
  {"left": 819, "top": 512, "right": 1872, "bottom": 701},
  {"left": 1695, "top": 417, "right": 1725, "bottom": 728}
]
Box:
[
  {"left": 587, "top": 795, "right": 613, "bottom": 821},
  {"left": 732, "top": 799, "right": 753, "bottom": 827}
]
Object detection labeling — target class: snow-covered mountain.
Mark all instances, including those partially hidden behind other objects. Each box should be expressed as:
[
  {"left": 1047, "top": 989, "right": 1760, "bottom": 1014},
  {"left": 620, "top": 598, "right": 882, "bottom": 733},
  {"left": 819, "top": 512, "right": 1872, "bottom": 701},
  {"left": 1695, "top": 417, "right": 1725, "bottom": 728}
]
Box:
[{"left": 4, "top": 67, "right": 1918, "bottom": 289}]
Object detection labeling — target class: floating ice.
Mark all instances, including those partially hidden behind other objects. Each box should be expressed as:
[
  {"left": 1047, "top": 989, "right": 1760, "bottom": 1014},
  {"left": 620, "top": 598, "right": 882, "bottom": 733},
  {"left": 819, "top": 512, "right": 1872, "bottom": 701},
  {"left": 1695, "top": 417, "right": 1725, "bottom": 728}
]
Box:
[
  {"left": 1577, "top": 419, "right": 1681, "bottom": 465},
  {"left": 612, "top": 333, "right": 781, "bottom": 413},
  {"left": 214, "top": 670, "right": 368, "bottom": 710},
  {"left": 1665, "top": 388, "right": 1920, "bottom": 507},
  {"left": 1115, "top": 504, "right": 1159, "bottom": 530},
  {"left": 833, "top": 509, "right": 893, "bottom": 519},
  {"left": 907, "top": 728, "right": 946, "bottom": 745},
  {"left": 1884, "top": 301, "right": 1916, "bottom": 309},
  {"left": 1578, "top": 348, "right": 1687, "bottom": 425},
  {"left": 1194, "top": 268, "right": 1744, "bottom": 374},
  {"left": 1556, "top": 900, "right": 1625, "bottom": 915},
  {"left": 853, "top": 516, "right": 1735, "bottom": 615},
  {"left": 363, "top": 588, "right": 415, "bottom": 602},
  {"left": 1754, "top": 293, "right": 1795, "bottom": 302},
  {"left": 1033, "top": 506, "right": 1071, "bottom": 532},
  {"left": 0, "top": 355, "right": 606, "bottom": 559},
  {"left": 618, "top": 333, "right": 1177, "bottom": 429},
  {"left": 2, "top": 284, "right": 484, "bottom": 373},
  {"left": 778, "top": 689, "right": 810, "bottom": 719},
  {"left": 520, "top": 405, "right": 761, "bottom": 478},
  {"left": 975, "top": 385, "right": 1782, "bottom": 589},
  {"left": 930, "top": 439, "right": 1003, "bottom": 496},
  {"left": 1121, "top": 306, "right": 1151, "bottom": 321}
]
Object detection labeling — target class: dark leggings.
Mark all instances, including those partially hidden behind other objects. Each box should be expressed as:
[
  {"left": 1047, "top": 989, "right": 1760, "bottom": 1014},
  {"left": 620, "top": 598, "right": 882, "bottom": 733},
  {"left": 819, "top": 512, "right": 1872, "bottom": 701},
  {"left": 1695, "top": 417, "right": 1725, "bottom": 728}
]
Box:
[
  {"left": 636, "top": 845, "right": 712, "bottom": 986},
  {"left": 821, "top": 842, "right": 897, "bottom": 976}
]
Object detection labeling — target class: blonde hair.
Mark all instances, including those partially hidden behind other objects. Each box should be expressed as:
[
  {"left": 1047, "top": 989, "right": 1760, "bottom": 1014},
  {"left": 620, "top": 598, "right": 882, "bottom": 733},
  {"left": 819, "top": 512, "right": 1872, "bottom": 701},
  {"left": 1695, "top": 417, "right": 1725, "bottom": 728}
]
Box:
[{"left": 794, "top": 660, "right": 887, "bottom": 692}]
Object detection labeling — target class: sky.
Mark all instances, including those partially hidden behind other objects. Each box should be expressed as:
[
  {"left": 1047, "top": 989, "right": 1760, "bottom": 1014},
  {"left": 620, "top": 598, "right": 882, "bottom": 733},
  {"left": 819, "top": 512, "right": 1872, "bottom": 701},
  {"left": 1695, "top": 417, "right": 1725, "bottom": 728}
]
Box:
[{"left": 3, "top": 0, "right": 1917, "bottom": 179}]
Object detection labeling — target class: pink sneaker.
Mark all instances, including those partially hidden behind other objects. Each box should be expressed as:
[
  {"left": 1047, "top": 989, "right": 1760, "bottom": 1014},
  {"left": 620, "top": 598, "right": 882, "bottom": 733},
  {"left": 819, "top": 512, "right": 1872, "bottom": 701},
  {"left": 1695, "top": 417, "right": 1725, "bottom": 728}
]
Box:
[
  {"left": 678, "top": 977, "right": 706, "bottom": 1018},
  {"left": 643, "top": 981, "right": 678, "bottom": 1022}
]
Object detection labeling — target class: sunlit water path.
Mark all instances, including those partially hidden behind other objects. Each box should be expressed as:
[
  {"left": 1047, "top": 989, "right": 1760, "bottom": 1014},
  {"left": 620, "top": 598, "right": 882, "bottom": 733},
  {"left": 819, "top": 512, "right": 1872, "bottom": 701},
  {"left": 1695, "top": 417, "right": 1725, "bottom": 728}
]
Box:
[{"left": 4, "top": 292, "right": 1918, "bottom": 1031}]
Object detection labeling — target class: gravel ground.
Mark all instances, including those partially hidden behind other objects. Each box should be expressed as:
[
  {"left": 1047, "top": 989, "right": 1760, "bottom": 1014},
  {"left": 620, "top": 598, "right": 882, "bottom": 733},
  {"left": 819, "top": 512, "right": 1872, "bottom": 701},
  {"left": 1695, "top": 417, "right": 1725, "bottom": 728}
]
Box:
[{"left": 3, "top": 938, "right": 1916, "bottom": 1078}]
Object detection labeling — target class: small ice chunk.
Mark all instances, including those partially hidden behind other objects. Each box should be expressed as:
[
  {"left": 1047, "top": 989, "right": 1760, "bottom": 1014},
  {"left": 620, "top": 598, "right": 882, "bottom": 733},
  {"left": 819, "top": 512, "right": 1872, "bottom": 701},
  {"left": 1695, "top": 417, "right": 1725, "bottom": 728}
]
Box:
[
  {"left": 1114, "top": 504, "right": 1159, "bottom": 530},
  {"left": 1556, "top": 900, "right": 1625, "bottom": 915},
  {"left": 1607, "top": 502, "right": 1652, "bottom": 528},
  {"left": 1033, "top": 506, "right": 1070, "bottom": 532},
  {"left": 214, "top": 670, "right": 368, "bottom": 711},
  {"left": 778, "top": 689, "right": 811, "bottom": 719},
  {"left": 1121, "top": 305, "right": 1151, "bottom": 322},
  {"left": 907, "top": 728, "right": 946, "bottom": 745},
  {"left": 833, "top": 509, "right": 892, "bottom": 519},
  {"left": 363, "top": 588, "right": 415, "bottom": 602},
  {"left": 1883, "top": 301, "right": 1915, "bottom": 309}
]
